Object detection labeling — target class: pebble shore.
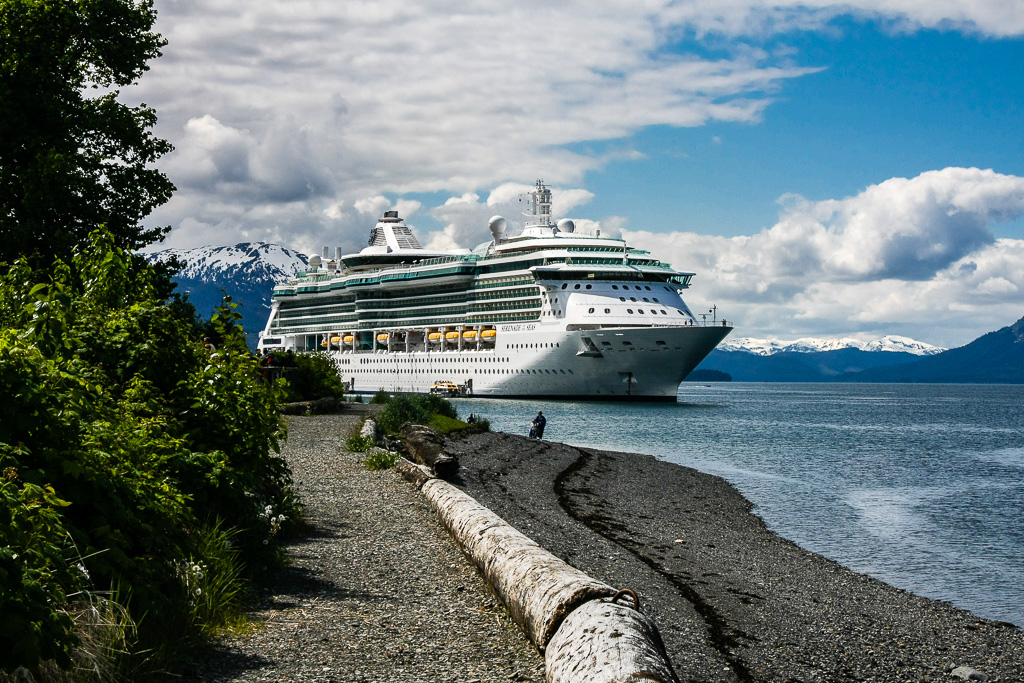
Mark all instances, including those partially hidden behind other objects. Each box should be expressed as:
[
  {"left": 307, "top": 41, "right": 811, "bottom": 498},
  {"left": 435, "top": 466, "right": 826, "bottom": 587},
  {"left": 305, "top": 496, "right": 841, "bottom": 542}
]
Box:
[{"left": 188, "top": 408, "right": 1024, "bottom": 682}]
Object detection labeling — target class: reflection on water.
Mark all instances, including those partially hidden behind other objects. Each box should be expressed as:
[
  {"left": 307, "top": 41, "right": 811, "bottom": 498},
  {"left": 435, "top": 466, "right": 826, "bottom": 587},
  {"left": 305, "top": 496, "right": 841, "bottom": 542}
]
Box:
[{"left": 453, "top": 383, "right": 1024, "bottom": 626}]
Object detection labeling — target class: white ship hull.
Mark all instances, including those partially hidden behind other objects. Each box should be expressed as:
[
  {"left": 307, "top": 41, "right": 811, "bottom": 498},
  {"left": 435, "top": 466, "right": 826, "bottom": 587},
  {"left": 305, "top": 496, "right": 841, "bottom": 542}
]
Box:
[{"left": 333, "top": 323, "right": 730, "bottom": 401}]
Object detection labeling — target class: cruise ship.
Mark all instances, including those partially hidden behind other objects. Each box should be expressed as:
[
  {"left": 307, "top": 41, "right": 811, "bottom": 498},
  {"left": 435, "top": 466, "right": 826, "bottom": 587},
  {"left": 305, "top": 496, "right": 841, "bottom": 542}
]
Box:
[{"left": 257, "top": 180, "right": 732, "bottom": 400}]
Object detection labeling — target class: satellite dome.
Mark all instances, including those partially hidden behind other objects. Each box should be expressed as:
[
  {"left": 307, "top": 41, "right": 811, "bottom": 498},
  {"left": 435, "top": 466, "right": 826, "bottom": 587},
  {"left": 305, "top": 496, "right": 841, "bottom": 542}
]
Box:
[
  {"left": 488, "top": 215, "right": 507, "bottom": 240},
  {"left": 308, "top": 254, "right": 322, "bottom": 268},
  {"left": 557, "top": 218, "right": 575, "bottom": 233}
]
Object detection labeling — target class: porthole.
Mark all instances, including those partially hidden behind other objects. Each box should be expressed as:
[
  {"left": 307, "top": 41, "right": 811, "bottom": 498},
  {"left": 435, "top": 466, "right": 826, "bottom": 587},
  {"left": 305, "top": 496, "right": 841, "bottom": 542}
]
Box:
[
  {"left": 653, "top": 298, "right": 659, "bottom": 303},
  {"left": 644, "top": 286, "right": 651, "bottom": 290},
  {"left": 643, "top": 297, "right": 649, "bottom": 302},
  {"left": 630, "top": 297, "right": 637, "bottom": 302},
  {"left": 612, "top": 285, "right": 619, "bottom": 290},
  {"left": 627, "top": 309, "right": 634, "bottom": 314},
  {"left": 561, "top": 283, "right": 567, "bottom": 289},
  {"left": 588, "top": 307, "right": 594, "bottom": 313},
  {"left": 619, "top": 297, "right": 625, "bottom": 302},
  {"left": 585, "top": 284, "right": 592, "bottom": 290},
  {"left": 604, "top": 308, "right": 611, "bottom": 313},
  {"left": 635, "top": 285, "right": 642, "bottom": 290},
  {"left": 574, "top": 284, "right": 581, "bottom": 290},
  {"left": 638, "top": 309, "right": 645, "bottom": 314}
]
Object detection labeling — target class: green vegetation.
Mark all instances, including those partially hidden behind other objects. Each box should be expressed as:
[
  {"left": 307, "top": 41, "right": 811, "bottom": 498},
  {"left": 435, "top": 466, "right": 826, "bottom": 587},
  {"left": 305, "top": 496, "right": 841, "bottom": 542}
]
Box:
[
  {"left": 362, "top": 448, "right": 400, "bottom": 471},
  {"left": 376, "top": 394, "right": 459, "bottom": 435},
  {"left": 344, "top": 433, "right": 377, "bottom": 453},
  {"left": 369, "top": 389, "right": 391, "bottom": 404},
  {"left": 0, "top": 232, "right": 298, "bottom": 676},
  {"left": 283, "top": 351, "right": 347, "bottom": 402},
  {"left": 0, "top": 0, "right": 175, "bottom": 270}
]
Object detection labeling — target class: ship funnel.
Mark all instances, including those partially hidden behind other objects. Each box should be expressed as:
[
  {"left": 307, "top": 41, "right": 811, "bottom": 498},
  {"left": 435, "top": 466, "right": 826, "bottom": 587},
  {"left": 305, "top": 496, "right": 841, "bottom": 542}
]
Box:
[
  {"left": 488, "top": 215, "right": 507, "bottom": 241},
  {"left": 322, "top": 247, "right": 329, "bottom": 259}
]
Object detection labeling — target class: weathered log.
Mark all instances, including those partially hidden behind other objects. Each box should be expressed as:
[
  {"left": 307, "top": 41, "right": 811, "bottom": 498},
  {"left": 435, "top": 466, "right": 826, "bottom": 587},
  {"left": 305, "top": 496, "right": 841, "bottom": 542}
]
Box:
[
  {"left": 421, "top": 478, "right": 615, "bottom": 649},
  {"left": 395, "top": 457, "right": 435, "bottom": 489},
  {"left": 281, "top": 396, "right": 344, "bottom": 415},
  {"left": 545, "top": 593, "right": 680, "bottom": 683},
  {"left": 400, "top": 424, "right": 457, "bottom": 477}
]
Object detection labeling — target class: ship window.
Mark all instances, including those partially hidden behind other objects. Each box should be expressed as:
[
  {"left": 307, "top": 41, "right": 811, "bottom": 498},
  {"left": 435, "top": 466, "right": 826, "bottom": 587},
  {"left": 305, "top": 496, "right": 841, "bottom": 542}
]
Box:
[
  {"left": 627, "top": 309, "right": 634, "bottom": 314},
  {"left": 585, "top": 284, "right": 592, "bottom": 289},
  {"left": 623, "top": 341, "right": 633, "bottom": 346},
  {"left": 612, "top": 285, "right": 619, "bottom": 290},
  {"left": 656, "top": 341, "right": 667, "bottom": 345},
  {"left": 604, "top": 308, "right": 610, "bottom": 313},
  {"left": 561, "top": 283, "right": 567, "bottom": 289},
  {"left": 661, "top": 309, "right": 667, "bottom": 314},
  {"left": 638, "top": 309, "right": 644, "bottom": 314},
  {"left": 635, "top": 286, "right": 642, "bottom": 290},
  {"left": 619, "top": 297, "right": 625, "bottom": 302},
  {"left": 574, "top": 284, "right": 581, "bottom": 289},
  {"left": 645, "top": 286, "right": 651, "bottom": 290},
  {"left": 653, "top": 298, "right": 659, "bottom": 303},
  {"left": 588, "top": 308, "right": 594, "bottom": 313},
  {"left": 630, "top": 297, "right": 637, "bottom": 302},
  {"left": 601, "top": 341, "right": 612, "bottom": 346},
  {"left": 643, "top": 297, "right": 649, "bottom": 302}
]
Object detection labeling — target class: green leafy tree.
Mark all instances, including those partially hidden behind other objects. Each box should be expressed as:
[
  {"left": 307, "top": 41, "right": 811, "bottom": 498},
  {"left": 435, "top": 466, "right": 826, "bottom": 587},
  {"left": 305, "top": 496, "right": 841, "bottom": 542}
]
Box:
[
  {"left": 0, "top": 231, "right": 298, "bottom": 673},
  {"left": 0, "top": 0, "right": 175, "bottom": 268}
]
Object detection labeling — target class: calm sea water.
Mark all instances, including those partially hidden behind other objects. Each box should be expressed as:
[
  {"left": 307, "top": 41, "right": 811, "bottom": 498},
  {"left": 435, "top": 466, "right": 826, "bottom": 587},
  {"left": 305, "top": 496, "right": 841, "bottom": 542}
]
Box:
[{"left": 453, "top": 383, "right": 1024, "bottom": 627}]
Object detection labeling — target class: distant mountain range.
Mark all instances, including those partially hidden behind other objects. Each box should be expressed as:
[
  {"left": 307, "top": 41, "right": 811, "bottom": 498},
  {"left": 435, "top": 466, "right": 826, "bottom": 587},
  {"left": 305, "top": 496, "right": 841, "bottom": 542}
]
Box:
[
  {"left": 691, "top": 317, "right": 1024, "bottom": 383},
  {"left": 719, "top": 335, "right": 945, "bottom": 356},
  {"left": 146, "top": 242, "right": 307, "bottom": 347}
]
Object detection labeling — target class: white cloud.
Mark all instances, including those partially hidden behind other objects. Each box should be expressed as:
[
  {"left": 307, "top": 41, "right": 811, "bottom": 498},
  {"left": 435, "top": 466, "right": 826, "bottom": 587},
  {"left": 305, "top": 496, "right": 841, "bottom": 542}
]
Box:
[
  {"left": 131, "top": 1, "right": 1024, "bottom": 344},
  {"left": 622, "top": 168, "right": 1024, "bottom": 346}
]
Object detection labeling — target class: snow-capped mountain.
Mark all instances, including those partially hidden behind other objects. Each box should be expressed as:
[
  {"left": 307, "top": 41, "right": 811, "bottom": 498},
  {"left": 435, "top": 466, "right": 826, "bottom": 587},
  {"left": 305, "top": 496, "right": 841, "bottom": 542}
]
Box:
[
  {"left": 146, "top": 242, "right": 308, "bottom": 346},
  {"left": 148, "top": 242, "right": 308, "bottom": 285},
  {"left": 719, "top": 335, "right": 945, "bottom": 356}
]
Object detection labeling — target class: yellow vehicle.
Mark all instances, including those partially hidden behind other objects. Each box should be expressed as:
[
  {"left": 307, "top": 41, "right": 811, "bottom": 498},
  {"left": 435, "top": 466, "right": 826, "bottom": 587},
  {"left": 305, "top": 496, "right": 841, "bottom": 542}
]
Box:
[{"left": 429, "top": 380, "right": 460, "bottom": 397}]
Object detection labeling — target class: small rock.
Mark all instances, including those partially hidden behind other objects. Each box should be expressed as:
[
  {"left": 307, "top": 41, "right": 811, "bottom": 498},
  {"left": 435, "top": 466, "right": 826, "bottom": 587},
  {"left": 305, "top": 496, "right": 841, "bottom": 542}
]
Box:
[{"left": 950, "top": 666, "right": 989, "bottom": 682}]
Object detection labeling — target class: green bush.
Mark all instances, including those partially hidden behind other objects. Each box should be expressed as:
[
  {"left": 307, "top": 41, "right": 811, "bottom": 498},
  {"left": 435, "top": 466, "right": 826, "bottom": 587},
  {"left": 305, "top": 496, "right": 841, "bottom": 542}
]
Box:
[
  {"left": 344, "top": 434, "right": 376, "bottom": 452},
  {"left": 369, "top": 389, "right": 391, "bottom": 404},
  {"left": 376, "top": 394, "right": 458, "bottom": 435},
  {"left": 0, "top": 230, "right": 297, "bottom": 675},
  {"left": 284, "top": 352, "right": 346, "bottom": 402},
  {"left": 362, "top": 449, "right": 399, "bottom": 471}
]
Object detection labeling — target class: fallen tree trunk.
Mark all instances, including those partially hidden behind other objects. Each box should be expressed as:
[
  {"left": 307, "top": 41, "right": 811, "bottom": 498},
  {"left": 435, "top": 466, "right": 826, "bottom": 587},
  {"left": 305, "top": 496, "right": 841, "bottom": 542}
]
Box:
[
  {"left": 421, "top": 478, "right": 615, "bottom": 649},
  {"left": 395, "top": 457, "right": 435, "bottom": 489},
  {"left": 545, "top": 592, "right": 680, "bottom": 683},
  {"left": 400, "top": 424, "right": 457, "bottom": 477},
  {"left": 281, "top": 397, "right": 344, "bottom": 415}
]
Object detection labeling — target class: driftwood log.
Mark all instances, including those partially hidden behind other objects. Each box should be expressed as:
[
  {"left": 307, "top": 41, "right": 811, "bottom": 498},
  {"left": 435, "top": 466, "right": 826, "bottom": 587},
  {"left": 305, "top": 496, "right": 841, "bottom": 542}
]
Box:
[
  {"left": 545, "top": 592, "right": 680, "bottom": 683},
  {"left": 400, "top": 424, "right": 457, "bottom": 477},
  {"left": 394, "top": 457, "right": 435, "bottom": 489},
  {"left": 280, "top": 397, "right": 344, "bottom": 415},
  {"left": 421, "top": 478, "right": 616, "bottom": 649}
]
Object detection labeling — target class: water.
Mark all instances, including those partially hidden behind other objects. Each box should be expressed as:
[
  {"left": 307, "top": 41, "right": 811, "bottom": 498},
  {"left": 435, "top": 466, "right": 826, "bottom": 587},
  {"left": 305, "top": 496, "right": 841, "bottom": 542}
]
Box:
[{"left": 453, "top": 383, "right": 1024, "bottom": 627}]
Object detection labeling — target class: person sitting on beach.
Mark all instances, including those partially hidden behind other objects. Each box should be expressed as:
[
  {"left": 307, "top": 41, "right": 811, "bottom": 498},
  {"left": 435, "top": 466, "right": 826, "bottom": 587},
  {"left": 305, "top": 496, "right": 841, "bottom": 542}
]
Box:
[{"left": 532, "top": 411, "right": 546, "bottom": 439}]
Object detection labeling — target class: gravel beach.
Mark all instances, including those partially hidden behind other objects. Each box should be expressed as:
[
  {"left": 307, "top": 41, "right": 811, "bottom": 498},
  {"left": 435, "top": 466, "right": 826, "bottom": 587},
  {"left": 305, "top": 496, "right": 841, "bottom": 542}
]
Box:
[
  {"left": 183, "top": 407, "right": 544, "bottom": 682},
  {"left": 188, "top": 410, "right": 1024, "bottom": 682}
]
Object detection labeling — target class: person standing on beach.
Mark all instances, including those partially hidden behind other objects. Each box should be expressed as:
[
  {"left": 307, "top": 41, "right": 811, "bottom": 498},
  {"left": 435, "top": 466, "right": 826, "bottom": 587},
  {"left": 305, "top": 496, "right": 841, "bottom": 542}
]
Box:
[{"left": 532, "top": 411, "right": 546, "bottom": 439}]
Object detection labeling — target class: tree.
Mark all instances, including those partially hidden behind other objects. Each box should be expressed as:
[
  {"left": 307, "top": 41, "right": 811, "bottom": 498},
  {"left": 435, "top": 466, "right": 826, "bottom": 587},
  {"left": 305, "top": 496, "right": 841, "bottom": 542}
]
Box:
[{"left": 0, "top": 0, "right": 175, "bottom": 268}]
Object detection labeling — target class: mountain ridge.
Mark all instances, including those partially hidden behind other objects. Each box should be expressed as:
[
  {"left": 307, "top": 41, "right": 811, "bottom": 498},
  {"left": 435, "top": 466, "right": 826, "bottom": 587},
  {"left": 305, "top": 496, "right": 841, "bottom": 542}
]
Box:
[{"left": 146, "top": 242, "right": 307, "bottom": 347}]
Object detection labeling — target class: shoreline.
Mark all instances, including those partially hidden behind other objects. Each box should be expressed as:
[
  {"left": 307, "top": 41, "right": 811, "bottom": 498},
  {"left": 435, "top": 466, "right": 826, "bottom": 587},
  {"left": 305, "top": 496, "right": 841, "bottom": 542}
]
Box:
[
  {"left": 447, "top": 430, "right": 1024, "bottom": 682},
  {"left": 189, "top": 412, "right": 1022, "bottom": 682}
]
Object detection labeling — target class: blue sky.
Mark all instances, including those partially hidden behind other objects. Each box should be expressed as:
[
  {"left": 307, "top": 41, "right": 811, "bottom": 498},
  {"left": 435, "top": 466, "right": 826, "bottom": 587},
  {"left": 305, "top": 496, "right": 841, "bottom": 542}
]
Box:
[{"left": 136, "top": 1, "right": 1024, "bottom": 347}]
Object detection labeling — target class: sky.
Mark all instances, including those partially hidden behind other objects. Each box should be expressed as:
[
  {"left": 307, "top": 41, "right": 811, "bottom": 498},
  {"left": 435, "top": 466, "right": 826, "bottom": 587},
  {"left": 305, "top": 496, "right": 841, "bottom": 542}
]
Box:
[{"left": 132, "top": 0, "right": 1024, "bottom": 348}]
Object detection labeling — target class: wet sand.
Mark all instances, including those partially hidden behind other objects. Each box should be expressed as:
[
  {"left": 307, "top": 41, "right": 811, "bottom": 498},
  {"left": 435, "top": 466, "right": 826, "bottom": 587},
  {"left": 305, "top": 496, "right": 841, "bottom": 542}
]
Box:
[{"left": 446, "top": 431, "right": 1024, "bottom": 683}]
